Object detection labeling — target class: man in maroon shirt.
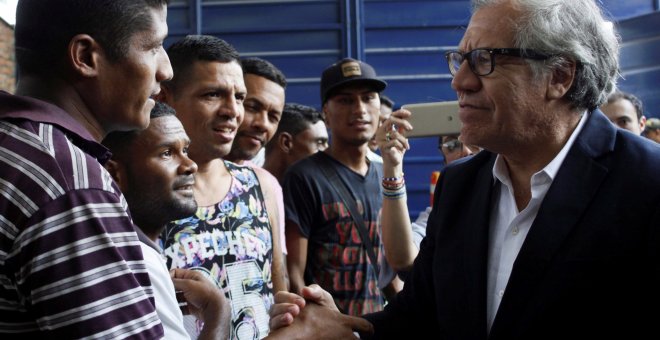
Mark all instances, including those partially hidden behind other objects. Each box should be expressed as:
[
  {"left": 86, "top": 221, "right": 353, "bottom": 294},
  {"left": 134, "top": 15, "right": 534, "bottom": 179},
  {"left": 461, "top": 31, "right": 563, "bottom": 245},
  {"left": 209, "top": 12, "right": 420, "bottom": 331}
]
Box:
[{"left": 0, "top": 0, "right": 172, "bottom": 338}]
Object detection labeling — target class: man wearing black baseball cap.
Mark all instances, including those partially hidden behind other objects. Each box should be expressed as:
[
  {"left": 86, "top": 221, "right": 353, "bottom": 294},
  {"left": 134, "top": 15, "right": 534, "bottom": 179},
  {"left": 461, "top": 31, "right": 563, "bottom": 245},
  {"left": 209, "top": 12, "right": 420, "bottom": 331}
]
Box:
[
  {"left": 320, "top": 58, "right": 387, "bottom": 103},
  {"left": 282, "top": 58, "right": 401, "bottom": 316}
]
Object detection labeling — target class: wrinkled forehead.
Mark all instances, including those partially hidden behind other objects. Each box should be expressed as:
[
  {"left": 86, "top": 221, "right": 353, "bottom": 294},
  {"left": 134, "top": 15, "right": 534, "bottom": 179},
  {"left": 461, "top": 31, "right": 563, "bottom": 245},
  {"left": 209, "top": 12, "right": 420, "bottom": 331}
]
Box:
[
  {"left": 147, "top": 116, "right": 189, "bottom": 140},
  {"left": 460, "top": 1, "right": 520, "bottom": 50}
]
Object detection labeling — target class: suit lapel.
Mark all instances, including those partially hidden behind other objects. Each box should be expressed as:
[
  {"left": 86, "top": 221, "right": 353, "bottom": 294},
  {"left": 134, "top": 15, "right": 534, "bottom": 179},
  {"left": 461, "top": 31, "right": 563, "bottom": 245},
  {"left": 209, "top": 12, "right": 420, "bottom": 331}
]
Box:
[
  {"left": 462, "top": 156, "right": 496, "bottom": 339},
  {"left": 431, "top": 151, "right": 496, "bottom": 340},
  {"left": 489, "top": 110, "right": 616, "bottom": 339}
]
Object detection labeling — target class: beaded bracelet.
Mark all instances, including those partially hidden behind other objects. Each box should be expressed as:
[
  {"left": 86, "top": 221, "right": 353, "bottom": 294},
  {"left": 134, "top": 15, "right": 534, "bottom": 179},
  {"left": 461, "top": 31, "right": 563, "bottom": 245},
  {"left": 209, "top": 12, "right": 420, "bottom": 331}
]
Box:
[
  {"left": 382, "top": 185, "right": 407, "bottom": 199},
  {"left": 382, "top": 173, "right": 405, "bottom": 190},
  {"left": 382, "top": 173, "right": 404, "bottom": 182},
  {"left": 382, "top": 178, "right": 405, "bottom": 191}
]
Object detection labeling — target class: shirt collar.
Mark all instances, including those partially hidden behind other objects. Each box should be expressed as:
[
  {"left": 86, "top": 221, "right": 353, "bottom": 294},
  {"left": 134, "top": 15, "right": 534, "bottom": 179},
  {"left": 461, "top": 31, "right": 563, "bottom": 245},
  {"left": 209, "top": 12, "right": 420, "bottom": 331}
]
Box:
[
  {"left": 0, "top": 91, "right": 112, "bottom": 164},
  {"left": 493, "top": 111, "right": 589, "bottom": 184}
]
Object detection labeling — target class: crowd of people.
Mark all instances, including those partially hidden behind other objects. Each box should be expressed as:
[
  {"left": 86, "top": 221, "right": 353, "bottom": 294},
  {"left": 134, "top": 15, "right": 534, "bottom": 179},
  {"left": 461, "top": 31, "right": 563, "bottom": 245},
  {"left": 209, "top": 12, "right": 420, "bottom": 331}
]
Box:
[{"left": 1, "top": 0, "right": 659, "bottom": 339}]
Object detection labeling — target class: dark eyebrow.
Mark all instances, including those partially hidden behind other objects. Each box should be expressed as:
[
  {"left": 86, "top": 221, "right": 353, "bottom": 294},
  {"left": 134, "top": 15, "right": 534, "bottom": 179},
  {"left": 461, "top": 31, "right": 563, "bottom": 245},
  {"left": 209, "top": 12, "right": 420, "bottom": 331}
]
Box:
[{"left": 153, "top": 137, "right": 191, "bottom": 149}]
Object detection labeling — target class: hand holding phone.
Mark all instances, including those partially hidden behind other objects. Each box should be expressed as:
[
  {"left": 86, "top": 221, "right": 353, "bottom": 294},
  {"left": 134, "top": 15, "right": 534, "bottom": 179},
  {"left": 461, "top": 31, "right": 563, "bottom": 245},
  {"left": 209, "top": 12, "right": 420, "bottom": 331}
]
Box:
[{"left": 401, "top": 101, "right": 462, "bottom": 137}]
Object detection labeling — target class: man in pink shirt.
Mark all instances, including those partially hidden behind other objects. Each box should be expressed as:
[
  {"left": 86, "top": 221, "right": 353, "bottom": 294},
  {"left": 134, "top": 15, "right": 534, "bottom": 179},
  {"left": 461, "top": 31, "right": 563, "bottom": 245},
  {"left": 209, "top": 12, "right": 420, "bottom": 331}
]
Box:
[{"left": 224, "top": 57, "right": 289, "bottom": 273}]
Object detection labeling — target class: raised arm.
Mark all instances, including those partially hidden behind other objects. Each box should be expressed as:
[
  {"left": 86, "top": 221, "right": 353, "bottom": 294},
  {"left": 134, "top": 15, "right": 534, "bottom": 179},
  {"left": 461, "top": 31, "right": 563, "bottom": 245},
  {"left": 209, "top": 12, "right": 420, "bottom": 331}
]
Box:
[{"left": 376, "top": 109, "right": 419, "bottom": 272}]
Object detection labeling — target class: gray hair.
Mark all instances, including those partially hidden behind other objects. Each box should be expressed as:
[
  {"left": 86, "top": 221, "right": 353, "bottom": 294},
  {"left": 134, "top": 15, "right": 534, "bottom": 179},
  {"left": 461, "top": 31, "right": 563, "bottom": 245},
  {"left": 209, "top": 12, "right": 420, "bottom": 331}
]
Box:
[{"left": 471, "top": 0, "right": 620, "bottom": 110}]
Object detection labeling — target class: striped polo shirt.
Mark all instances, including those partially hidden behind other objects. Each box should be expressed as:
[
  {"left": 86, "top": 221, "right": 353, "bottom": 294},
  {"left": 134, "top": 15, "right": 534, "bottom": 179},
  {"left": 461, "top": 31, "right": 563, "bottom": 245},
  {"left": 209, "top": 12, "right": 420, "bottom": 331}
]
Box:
[{"left": 0, "top": 91, "right": 163, "bottom": 338}]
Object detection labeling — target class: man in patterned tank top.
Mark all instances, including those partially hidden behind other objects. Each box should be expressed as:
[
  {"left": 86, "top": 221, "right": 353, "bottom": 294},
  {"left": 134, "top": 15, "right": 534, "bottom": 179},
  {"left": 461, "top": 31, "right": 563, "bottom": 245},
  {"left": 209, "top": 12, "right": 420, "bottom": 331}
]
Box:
[{"left": 157, "top": 35, "right": 287, "bottom": 340}]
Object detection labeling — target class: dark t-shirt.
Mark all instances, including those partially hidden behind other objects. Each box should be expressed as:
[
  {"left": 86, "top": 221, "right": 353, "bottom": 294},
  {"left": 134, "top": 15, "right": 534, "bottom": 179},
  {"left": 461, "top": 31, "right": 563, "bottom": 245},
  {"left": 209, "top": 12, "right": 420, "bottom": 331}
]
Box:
[{"left": 283, "top": 152, "right": 387, "bottom": 316}]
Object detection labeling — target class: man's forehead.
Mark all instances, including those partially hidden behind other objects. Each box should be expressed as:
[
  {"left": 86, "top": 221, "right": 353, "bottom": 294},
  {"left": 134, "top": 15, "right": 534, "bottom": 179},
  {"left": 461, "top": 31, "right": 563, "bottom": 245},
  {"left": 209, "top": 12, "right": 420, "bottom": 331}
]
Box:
[
  {"left": 133, "top": 5, "right": 169, "bottom": 44},
  {"left": 334, "top": 85, "right": 378, "bottom": 96},
  {"left": 602, "top": 99, "right": 637, "bottom": 118},
  {"left": 149, "top": 116, "right": 188, "bottom": 136}
]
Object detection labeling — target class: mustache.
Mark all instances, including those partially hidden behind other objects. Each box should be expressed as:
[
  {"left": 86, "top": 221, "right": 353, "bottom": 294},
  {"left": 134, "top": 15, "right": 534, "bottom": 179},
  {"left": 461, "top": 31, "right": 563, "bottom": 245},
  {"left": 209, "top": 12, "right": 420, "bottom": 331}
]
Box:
[{"left": 172, "top": 175, "right": 195, "bottom": 189}]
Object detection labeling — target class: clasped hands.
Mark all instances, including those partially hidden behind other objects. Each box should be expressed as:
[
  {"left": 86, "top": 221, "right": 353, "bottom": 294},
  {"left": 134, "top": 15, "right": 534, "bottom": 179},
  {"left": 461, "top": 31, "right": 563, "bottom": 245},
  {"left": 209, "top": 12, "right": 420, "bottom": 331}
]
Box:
[{"left": 267, "top": 284, "right": 374, "bottom": 340}]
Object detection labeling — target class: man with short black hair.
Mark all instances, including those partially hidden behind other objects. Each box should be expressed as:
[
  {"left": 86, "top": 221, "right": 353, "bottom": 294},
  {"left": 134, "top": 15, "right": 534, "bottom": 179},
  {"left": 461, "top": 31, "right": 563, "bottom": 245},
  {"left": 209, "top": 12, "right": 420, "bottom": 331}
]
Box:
[
  {"left": 226, "top": 57, "right": 286, "bottom": 164},
  {"left": 225, "top": 57, "right": 289, "bottom": 259},
  {"left": 104, "top": 101, "right": 231, "bottom": 339},
  {"left": 157, "top": 35, "right": 286, "bottom": 340},
  {"left": 283, "top": 58, "right": 400, "bottom": 316},
  {"left": 263, "top": 103, "right": 328, "bottom": 182},
  {"left": 600, "top": 90, "right": 646, "bottom": 135},
  {"left": 0, "top": 0, "right": 172, "bottom": 337}
]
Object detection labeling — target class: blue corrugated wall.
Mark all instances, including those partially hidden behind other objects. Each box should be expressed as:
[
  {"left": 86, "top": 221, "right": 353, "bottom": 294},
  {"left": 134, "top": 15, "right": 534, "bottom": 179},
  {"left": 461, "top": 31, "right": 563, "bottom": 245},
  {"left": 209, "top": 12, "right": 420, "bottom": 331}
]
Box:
[{"left": 166, "top": 0, "right": 660, "bottom": 220}]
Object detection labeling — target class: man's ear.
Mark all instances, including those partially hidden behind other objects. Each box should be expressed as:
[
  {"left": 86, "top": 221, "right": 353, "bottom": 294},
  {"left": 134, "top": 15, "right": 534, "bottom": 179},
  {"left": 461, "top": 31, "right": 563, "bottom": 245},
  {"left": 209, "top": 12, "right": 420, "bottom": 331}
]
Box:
[
  {"left": 322, "top": 103, "right": 332, "bottom": 130},
  {"left": 547, "top": 60, "right": 577, "bottom": 100},
  {"left": 639, "top": 115, "right": 647, "bottom": 132},
  {"left": 104, "top": 159, "right": 128, "bottom": 192},
  {"left": 279, "top": 132, "right": 293, "bottom": 153},
  {"left": 68, "top": 34, "right": 102, "bottom": 78}
]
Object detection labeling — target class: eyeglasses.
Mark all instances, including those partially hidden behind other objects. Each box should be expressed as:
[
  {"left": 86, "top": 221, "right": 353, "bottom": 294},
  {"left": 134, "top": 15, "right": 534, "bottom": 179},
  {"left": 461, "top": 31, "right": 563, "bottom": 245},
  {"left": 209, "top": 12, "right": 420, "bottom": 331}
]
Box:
[
  {"left": 440, "top": 139, "right": 480, "bottom": 153},
  {"left": 445, "top": 48, "right": 551, "bottom": 77}
]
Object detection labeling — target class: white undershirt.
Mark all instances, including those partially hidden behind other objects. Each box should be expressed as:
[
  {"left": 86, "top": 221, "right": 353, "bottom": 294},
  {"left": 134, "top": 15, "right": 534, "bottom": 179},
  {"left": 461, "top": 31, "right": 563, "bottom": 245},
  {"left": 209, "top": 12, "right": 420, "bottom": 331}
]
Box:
[
  {"left": 140, "top": 243, "right": 191, "bottom": 339},
  {"left": 486, "top": 112, "right": 588, "bottom": 332}
]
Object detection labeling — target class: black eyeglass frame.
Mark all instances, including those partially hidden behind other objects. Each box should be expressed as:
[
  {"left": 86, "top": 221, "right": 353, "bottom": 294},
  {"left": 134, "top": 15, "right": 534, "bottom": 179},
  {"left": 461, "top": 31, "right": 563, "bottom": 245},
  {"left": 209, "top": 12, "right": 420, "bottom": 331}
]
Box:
[{"left": 445, "top": 48, "right": 551, "bottom": 77}]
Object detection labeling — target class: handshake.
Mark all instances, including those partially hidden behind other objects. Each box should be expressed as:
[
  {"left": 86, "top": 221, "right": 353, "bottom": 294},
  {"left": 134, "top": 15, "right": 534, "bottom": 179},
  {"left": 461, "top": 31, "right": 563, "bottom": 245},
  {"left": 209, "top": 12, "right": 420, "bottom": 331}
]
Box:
[{"left": 267, "top": 285, "right": 374, "bottom": 340}]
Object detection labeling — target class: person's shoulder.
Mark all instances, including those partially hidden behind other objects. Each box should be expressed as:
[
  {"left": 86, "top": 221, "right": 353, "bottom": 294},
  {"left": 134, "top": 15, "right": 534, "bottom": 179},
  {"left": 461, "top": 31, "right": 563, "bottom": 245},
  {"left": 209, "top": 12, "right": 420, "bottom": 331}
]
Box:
[
  {"left": 252, "top": 165, "right": 282, "bottom": 194},
  {"left": 614, "top": 132, "right": 660, "bottom": 179},
  {"left": 282, "top": 153, "right": 329, "bottom": 190},
  {"left": 288, "top": 152, "right": 326, "bottom": 173},
  {"left": 241, "top": 160, "right": 278, "bottom": 185},
  {"left": 0, "top": 119, "right": 117, "bottom": 194},
  {"left": 618, "top": 130, "right": 660, "bottom": 157}
]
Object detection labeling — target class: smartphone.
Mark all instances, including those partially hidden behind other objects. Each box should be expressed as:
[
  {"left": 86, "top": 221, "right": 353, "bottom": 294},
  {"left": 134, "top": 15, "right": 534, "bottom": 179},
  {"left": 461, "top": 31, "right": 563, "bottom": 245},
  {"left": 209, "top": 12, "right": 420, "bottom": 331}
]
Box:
[{"left": 401, "top": 101, "right": 462, "bottom": 137}]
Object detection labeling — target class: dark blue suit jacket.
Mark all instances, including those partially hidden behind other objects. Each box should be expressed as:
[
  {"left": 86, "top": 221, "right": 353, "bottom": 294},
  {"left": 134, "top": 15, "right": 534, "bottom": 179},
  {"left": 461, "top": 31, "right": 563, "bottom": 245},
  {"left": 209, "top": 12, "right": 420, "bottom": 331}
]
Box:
[{"left": 364, "top": 110, "right": 660, "bottom": 339}]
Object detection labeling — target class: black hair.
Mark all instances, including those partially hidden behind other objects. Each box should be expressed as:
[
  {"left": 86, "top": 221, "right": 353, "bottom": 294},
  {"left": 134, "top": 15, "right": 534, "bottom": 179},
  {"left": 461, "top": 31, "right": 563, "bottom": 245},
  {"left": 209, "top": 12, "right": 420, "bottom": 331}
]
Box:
[
  {"left": 164, "top": 35, "right": 240, "bottom": 92},
  {"left": 605, "top": 91, "right": 645, "bottom": 120},
  {"left": 266, "top": 103, "right": 325, "bottom": 153},
  {"left": 241, "top": 57, "right": 287, "bottom": 89},
  {"left": 15, "top": 0, "right": 169, "bottom": 77},
  {"left": 380, "top": 95, "right": 394, "bottom": 109},
  {"left": 278, "top": 103, "right": 324, "bottom": 135}
]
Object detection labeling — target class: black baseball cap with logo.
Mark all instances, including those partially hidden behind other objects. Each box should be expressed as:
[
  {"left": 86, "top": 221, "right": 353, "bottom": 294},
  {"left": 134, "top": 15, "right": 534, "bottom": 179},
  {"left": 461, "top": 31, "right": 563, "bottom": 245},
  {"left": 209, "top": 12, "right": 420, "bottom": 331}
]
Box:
[{"left": 320, "top": 58, "right": 387, "bottom": 104}]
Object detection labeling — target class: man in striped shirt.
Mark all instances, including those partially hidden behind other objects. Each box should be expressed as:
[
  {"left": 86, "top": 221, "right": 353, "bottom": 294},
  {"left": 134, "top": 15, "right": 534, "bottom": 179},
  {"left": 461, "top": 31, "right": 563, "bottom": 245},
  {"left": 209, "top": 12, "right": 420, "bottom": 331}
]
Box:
[{"left": 0, "top": 0, "right": 173, "bottom": 338}]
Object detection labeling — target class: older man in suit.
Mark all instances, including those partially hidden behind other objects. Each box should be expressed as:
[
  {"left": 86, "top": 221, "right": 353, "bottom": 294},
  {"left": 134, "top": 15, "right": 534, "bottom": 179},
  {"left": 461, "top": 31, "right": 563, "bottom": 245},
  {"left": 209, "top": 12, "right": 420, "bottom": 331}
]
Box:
[{"left": 266, "top": 0, "right": 660, "bottom": 339}]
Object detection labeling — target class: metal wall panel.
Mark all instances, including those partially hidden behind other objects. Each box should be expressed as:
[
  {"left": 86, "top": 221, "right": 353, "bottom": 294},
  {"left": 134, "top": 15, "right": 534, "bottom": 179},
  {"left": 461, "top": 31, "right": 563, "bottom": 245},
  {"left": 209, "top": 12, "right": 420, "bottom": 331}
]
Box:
[
  {"left": 165, "top": 0, "right": 348, "bottom": 107},
  {"left": 600, "top": 0, "right": 658, "bottom": 20},
  {"left": 617, "top": 11, "right": 660, "bottom": 120}
]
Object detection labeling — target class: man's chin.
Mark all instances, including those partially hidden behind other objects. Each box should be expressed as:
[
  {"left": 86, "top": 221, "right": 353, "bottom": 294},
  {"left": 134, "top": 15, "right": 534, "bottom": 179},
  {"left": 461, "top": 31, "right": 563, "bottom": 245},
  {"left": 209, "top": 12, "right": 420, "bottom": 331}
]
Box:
[{"left": 169, "top": 201, "right": 198, "bottom": 220}]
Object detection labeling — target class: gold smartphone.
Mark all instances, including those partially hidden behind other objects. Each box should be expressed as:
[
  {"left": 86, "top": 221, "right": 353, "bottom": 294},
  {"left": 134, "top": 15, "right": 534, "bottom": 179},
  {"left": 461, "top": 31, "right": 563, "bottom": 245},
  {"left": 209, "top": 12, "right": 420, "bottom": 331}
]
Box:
[{"left": 401, "top": 101, "right": 462, "bottom": 137}]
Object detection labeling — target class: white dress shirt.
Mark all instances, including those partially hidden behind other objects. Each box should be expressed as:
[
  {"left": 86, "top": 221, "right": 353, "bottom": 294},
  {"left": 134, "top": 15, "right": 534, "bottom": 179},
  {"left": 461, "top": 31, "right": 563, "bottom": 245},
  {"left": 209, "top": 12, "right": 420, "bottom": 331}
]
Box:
[{"left": 486, "top": 112, "right": 588, "bottom": 332}]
